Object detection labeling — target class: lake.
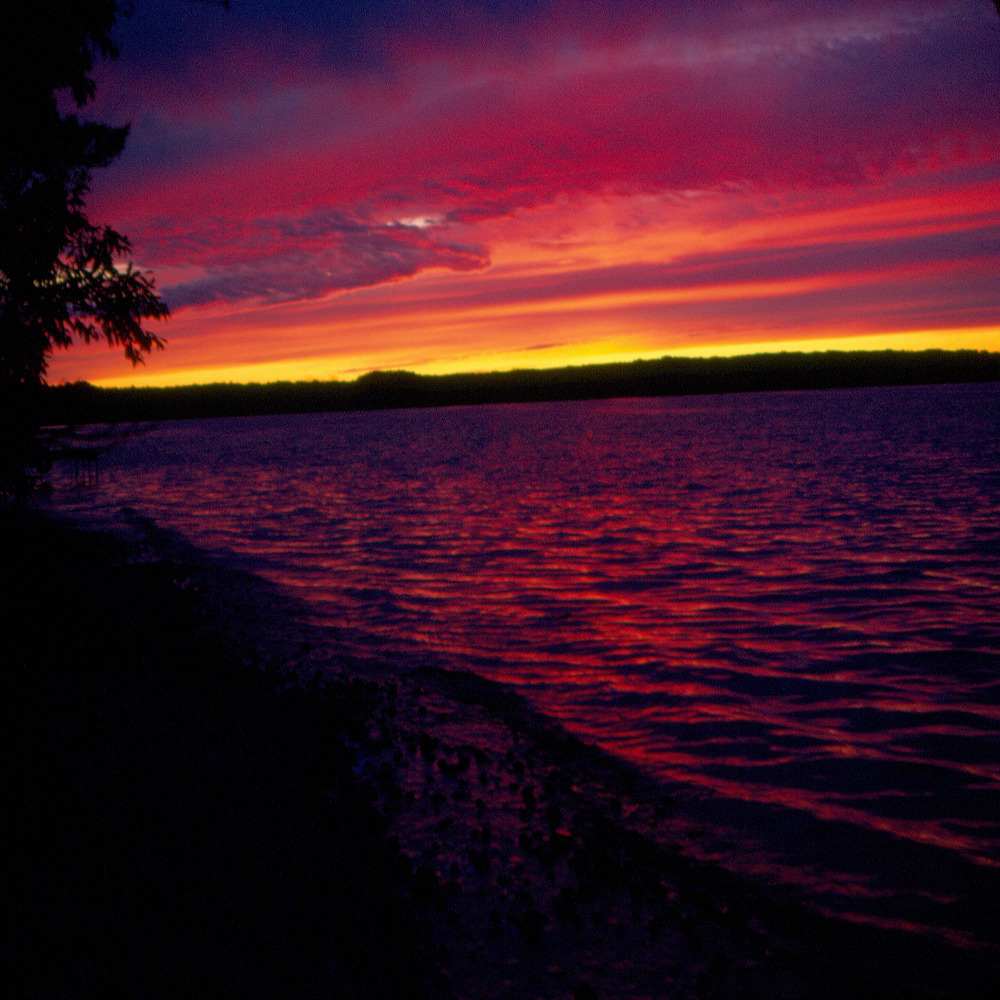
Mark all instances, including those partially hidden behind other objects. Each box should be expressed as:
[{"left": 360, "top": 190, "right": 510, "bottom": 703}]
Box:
[{"left": 45, "top": 382, "right": 1000, "bottom": 953}]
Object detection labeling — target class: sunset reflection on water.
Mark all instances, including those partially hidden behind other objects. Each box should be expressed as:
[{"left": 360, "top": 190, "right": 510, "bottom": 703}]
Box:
[{"left": 48, "top": 383, "right": 1000, "bottom": 945}]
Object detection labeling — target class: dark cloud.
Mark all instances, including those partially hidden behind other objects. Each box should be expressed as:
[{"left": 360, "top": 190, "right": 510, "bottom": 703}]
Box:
[
  {"left": 158, "top": 210, "right": 488, "bottom": 308},
  {"left": 112, "top": 0, "right": 554, "bottom": 75},
  {"left": 111, "top": 1, "right": 991, "bottom": 80}
]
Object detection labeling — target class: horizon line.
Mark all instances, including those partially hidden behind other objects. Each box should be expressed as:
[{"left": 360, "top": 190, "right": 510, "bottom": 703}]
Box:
[{"left": 52, "top": 345, "right": 1000, "bottom": 392}]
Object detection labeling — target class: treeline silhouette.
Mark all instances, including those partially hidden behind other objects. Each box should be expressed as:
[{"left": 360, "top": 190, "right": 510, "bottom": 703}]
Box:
[{"left": 41, "top": 349, "right": 1000, "bottom": 424}]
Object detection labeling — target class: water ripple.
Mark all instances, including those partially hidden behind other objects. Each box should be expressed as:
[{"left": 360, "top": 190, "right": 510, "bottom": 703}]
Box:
[{"left": 47, "top": 383, "right": 1000, "bottom": 947}]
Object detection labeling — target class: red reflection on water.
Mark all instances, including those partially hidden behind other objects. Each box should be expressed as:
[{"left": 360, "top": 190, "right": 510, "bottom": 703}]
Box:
[{"left": 47, "top": 391, "right": 1000, "bottom": 943}]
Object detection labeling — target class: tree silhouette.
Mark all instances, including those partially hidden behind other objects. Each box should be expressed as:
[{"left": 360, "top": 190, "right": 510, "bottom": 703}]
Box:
[{"left": 1, "top": 2, "right": 169, "bottom": 494}]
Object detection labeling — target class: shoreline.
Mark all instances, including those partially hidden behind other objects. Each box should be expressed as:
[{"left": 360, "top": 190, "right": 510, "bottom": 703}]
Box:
[{"left": 5, "top": 505, "right": 996, "bottom": 999}]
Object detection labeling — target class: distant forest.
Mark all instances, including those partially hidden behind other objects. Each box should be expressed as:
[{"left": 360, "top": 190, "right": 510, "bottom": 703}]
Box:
[{"left": 40, "top": 350, "right": 1000, "bottom": 425}]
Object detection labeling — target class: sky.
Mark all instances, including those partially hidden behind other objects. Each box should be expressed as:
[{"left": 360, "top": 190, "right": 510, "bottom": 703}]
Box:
[{"left": 48, "top": 0, "right": 1000, "bottom": 387}]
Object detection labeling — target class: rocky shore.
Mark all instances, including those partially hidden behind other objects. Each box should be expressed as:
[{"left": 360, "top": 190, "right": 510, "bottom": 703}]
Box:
[{"left": 4, "top": 505, "right": 994, "bottom": 999}]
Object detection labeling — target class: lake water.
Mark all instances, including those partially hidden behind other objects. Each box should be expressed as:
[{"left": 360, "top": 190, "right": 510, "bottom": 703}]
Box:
[{"left": 44, "top": 383, "right": 1000, "bottom": 952}]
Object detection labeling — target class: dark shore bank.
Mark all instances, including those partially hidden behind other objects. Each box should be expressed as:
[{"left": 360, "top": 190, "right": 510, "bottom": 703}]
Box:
[
  {"left": 4, "top": 506, "right": 439, "bottom": 999},
  {"left": 4, "top": 505, "right": 997, "bottom": 999}
]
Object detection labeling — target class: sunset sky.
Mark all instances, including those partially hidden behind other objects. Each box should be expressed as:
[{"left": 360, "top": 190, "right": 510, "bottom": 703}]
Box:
[{"left": 50, "top": 0, "right": 1000, "bottom": 388}]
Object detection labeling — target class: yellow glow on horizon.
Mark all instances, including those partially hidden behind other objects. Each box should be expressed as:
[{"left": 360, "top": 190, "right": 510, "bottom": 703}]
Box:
[
  {"left": 661, "top": 328, "right": 1000, "bottom": 359},
  {"left": 88, "top": 327, "right": 997, "bottom": 388}
]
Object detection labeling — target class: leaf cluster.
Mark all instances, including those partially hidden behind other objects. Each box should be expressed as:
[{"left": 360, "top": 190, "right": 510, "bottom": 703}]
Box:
[
  {"left": 1, "top": 1, "right": 168, "bottom": 389},
  {"left": 1, "top": 2, "right": 168, "bottom": 495}
]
